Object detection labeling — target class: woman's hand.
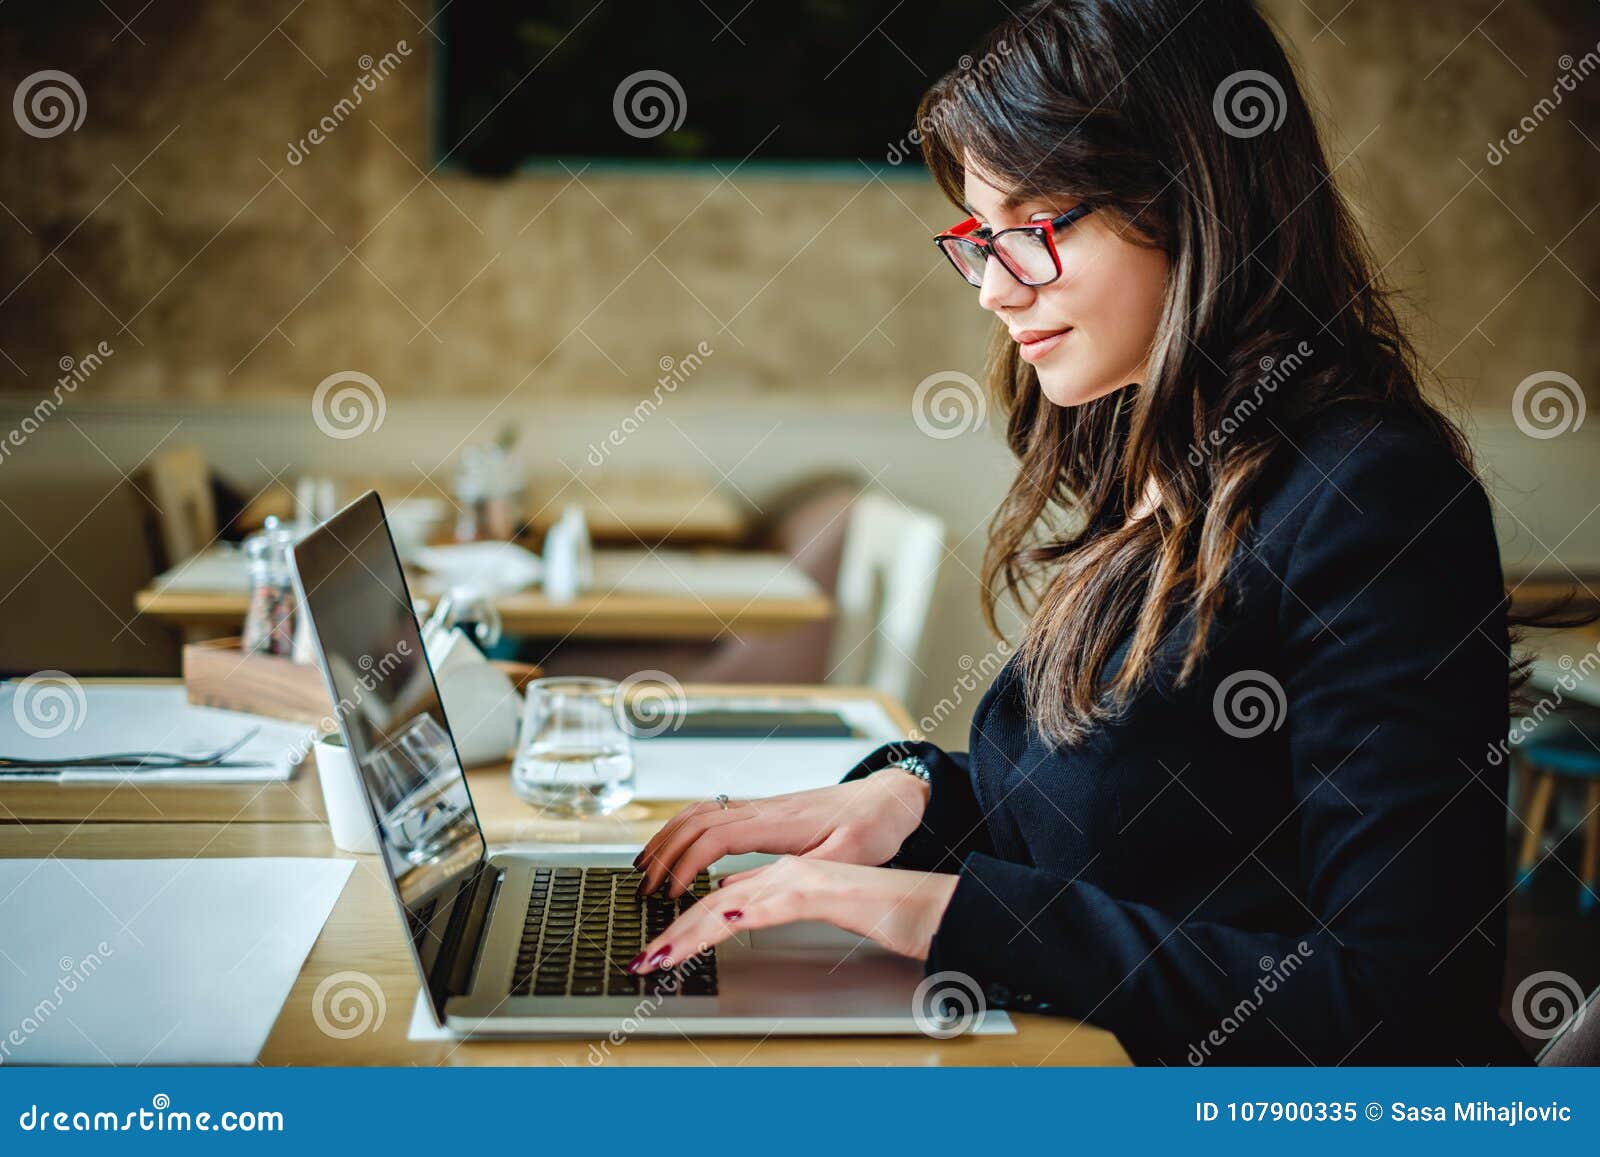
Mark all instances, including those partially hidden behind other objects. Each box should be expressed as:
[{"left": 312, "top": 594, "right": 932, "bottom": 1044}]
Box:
[
  {"left": 633, "top": 772, "right": 931, "bottom": 898},
  {"left": 628, "top": 856, "right": 959, "bottom": 973}
]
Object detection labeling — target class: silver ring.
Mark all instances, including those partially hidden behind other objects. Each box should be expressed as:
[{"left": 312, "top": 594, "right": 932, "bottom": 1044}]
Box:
[{"left": 714, "top": 793, "right": 730, "bottom": 810}]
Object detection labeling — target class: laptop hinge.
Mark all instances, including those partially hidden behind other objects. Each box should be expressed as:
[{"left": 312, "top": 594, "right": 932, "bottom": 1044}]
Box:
[{"left": 440, "top": 862, "right": 504, "bottom": 999}]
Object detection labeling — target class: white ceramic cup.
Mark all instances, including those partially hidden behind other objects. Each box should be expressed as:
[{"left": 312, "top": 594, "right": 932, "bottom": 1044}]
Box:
[{"left": 312, "top": 733, "right": 379, "bottom": 854}]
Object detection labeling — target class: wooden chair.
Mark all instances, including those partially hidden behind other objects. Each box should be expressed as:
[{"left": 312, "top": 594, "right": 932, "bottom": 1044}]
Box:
[
  {"left": 825, "top": 491, "right": 946, "bottom": 706},
  {"left": 142, "top": 445, "right": 217, "bottom": 567},
  {"left": 1514, "top": 704, "right": 1600, "bottom": 913}
]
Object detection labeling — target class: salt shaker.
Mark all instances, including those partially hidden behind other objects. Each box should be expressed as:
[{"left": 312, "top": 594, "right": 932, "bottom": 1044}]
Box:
[{"left": 242, "top": 516, "right": 298, "bottom": 656}]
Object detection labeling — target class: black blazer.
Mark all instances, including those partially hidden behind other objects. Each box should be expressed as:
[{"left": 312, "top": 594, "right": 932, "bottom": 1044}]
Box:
[{"left": 846, "top": 404, "right": 1527, "bottom": 1065}]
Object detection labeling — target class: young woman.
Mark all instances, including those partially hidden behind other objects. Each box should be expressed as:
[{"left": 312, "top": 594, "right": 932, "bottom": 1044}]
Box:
[{"left": 632, "top": 0, "right": 1532, "bottom": 1064}]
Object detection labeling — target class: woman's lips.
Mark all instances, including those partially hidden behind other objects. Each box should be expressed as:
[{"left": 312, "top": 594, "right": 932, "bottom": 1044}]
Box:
[{"left": 1013, "top": 326, "right": 1071, "bottom": 363}]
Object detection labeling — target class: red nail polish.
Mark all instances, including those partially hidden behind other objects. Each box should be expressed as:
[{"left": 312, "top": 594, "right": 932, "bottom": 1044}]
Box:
[
  {"left": 648, "top": 945, "right": 672, "bottom": 966},
  {"left": 626, "top": 952, "right": 646, "bottom": 973},
  {"left": 722, "top": 909, "right": 743, "bottom": 922}
]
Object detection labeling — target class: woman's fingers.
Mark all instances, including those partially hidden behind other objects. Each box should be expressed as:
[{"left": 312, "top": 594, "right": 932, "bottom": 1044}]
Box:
[
  {"left": 715, "top": 862, "right": 773, "bottom": 888},
  {"left": 653, "top": 814, "right": 776, "bottom": 898},
  {"left": 631, "top": 871, "right": 804, "bottom": 974},
  {"left": 635, "top": 799, "right": 752, "bottom": 894},
  {"left": 634, "top": 800, "right": 723, "bottom": 871}
]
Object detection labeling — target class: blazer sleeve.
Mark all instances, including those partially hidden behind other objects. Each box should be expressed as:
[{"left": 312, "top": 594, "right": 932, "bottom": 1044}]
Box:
[
  {"left": 922, "top": 434, "right": 1516, "bottom": 1064},
  {"left": 840, "top": 740, "right": 995, "bottom": 872}
]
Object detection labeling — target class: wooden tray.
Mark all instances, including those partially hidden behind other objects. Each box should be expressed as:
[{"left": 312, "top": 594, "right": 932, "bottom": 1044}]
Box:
[{"left": 183, "top": 637, "right": 540, "bottom": 727}]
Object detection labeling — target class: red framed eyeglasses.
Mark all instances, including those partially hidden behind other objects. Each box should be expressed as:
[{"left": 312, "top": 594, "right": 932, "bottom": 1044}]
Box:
[{"left": 933, "top": 204, "right": 1096, "bottom": 288}]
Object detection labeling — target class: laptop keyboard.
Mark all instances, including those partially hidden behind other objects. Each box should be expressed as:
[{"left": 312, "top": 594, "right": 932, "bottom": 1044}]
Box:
[{"left": 511, "top": 867, "right": 719, "bottom": 998}]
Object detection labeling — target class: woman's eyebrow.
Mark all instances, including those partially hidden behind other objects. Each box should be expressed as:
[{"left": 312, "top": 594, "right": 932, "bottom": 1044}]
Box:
[{"left": 963, "top": 193, "right": 1052, "bottom": 219}]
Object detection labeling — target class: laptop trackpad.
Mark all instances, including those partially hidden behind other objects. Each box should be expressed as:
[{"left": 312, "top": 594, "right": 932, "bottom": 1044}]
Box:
[{"left": 748, "top": 920, "right": 872, "bottom": 951}]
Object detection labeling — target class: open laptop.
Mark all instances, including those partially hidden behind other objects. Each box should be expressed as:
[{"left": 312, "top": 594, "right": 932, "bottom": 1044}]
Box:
[{"left": 290, "top": 491, "right": 931, "bottom": 1036}]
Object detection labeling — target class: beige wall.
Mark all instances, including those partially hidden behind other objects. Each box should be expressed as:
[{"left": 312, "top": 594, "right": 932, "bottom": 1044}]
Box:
[{"left": 2, "top": 1, "right": 1597, "bottom": 743}]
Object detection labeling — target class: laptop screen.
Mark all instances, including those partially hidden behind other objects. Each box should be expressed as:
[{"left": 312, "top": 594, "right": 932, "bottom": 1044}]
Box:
[{"left": 290, "top": 491, "right": 488, "bottom": 1020}]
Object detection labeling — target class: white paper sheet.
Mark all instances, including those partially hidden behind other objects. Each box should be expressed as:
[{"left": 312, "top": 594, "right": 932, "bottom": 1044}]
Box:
[
  {"left": 0, "top": 685, "right": 311, "bottom": 782},
  {"left": 149, "top": 545, "right": 249, "bottom": 592},
  {"left": 0, "top": 857, "right": 353, "bottom": 1064},
  {"left": 405, "top": 987, "right": 1014, "bottom": 1041},
  {"left": 627, "top": 695, "right": 904, "bottom": 800},
  {"left": 632, "top": 738, "right": 888, "bottom": 799}
]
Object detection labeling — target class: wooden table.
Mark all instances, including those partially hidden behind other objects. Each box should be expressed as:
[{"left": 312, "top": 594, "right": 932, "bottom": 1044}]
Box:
[
  {"left": 0, "top": 683, "right": 1129, "bottom": 1066},
  {"left": 136, "top": 547, "right": 831, "bottom": 642},
  {"left": 1523, "top": 624, "right": 1600, "bottom": 709},
  {"left": 1506, "top": 570, "right": 1600, "bottom": 618},
  {"left": 243, "top": 472, "right": 748, "bottom": 546}
]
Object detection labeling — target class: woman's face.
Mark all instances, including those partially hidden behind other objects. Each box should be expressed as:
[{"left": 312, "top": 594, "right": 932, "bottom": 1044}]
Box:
[{"left": 961, "top": 166, "right": 1169, "bottom": 408}]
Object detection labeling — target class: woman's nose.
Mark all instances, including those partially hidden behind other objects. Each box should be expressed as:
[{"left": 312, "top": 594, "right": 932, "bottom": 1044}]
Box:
[{"left": 976, "top": 256, "right": 1033, "bottom": 314}]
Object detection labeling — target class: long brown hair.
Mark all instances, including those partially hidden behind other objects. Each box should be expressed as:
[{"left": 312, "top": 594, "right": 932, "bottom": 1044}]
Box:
[{"left": 919, "top": 0, "right": 1539, "bottom": 746}]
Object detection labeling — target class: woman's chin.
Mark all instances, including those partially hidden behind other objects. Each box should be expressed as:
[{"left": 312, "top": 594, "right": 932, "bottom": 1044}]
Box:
[
  {"left": 1036, "top": 372, "right": 1105, "bottom": 409},
  {"left": 1037, "top": 369, "right": 1138, "bottom": 409}
]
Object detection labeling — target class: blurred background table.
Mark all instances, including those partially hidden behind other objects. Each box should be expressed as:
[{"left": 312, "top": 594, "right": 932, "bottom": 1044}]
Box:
[
  {"left": 241, "top": 471, "right": 747, "bottom": 547},
  {"left": 136, "top": 545, "right": 831, "bottom": 642}
]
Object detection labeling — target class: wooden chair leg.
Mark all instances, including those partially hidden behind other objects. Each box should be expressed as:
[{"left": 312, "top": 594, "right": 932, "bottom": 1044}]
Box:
[
  {"left": 1582, "top": 781, "right": 1600, "bottom": 913},
  {"left": 1513, "top": 759, "right": 1534, "bottom": 820},
  {"left": 1518, "top": 769, "right": 1557, "bottom": 888}
]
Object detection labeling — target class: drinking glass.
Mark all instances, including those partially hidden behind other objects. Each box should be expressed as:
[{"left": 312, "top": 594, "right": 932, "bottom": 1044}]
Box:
[{"left": 511, "top": 677, "right": 635, "bottom": 815}]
